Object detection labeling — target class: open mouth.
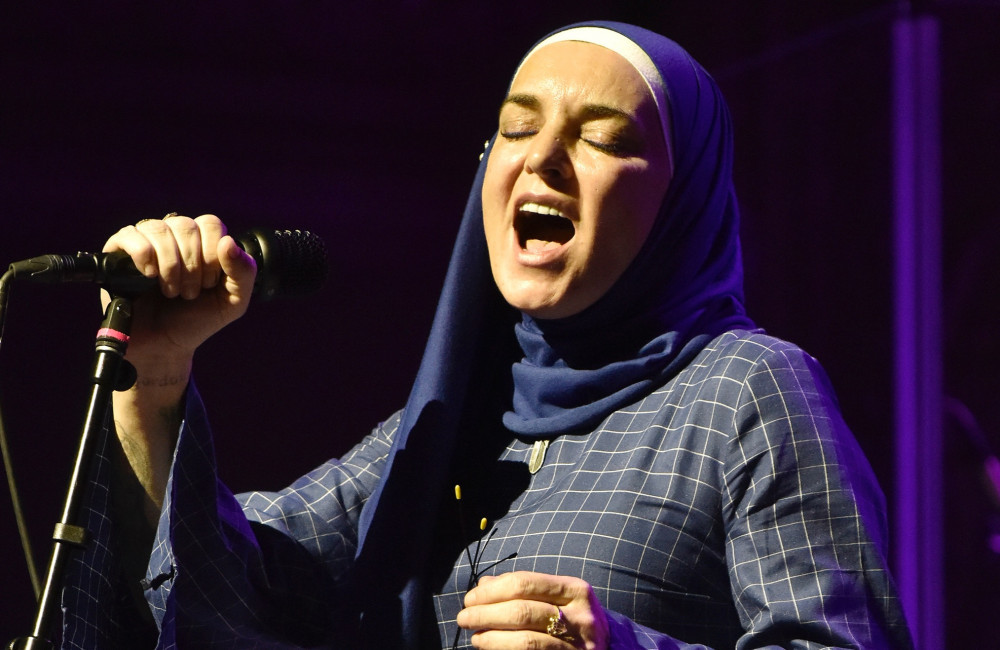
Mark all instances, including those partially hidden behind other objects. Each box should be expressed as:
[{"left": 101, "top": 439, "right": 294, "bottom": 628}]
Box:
[{"left": 515, "top": 202, "right": 575, "bottom": 252}]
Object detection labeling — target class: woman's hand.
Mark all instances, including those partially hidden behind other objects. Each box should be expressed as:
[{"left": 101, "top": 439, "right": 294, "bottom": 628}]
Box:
[
  {"left": 101, "top": 213, "right": 257, "bottom": 367},
  {"left": 102, "top": 213, "right": 257, "bottom": 522},
  {"left": 456, "top": 571, "right": 610, "bottom": 649}
]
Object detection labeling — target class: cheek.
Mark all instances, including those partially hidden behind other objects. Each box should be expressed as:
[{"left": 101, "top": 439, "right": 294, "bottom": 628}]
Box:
[
  {"left": 588, "top": 167, "right": 664, "bottom": 267},
  {"left": 481, "top": 153, "right": 516, "bottom": 261},
  {"left": 482, "top": 147, "right": 519, "bottom": 209}
]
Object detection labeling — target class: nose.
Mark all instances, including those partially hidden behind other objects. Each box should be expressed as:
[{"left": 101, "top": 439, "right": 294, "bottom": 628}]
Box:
[{"left": 523, "top": 128, "right": 571, "bottom": 180}]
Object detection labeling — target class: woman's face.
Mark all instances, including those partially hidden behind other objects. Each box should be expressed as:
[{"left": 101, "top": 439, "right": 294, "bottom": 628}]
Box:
[{"left": 482, "top": 40, "right": 672, "bottom": 320}]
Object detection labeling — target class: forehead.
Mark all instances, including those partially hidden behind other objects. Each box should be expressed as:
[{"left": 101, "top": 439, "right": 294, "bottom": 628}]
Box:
[{"left": 508, "top": 41, "right": 653, "bottom": 111}]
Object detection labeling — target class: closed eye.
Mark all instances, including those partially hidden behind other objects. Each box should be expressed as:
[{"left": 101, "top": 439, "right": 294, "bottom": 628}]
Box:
[
  {"left": 584, "top": 138, "right": 630, "bottom": 155},
  {"left": 500, "top": 130, "right": 536, "bottom": 141}
]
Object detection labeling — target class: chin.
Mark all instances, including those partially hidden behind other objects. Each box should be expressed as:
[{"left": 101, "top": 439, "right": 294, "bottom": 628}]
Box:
[
  {"left": 502, "top": 288, "right": 589, "bottom": 320},
  {"left": 493, "top": 268, "right": 594, "bottom": 320}
]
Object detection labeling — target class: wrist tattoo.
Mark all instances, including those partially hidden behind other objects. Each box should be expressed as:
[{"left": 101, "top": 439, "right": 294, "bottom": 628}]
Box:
[{"left": 137, "top": 373, "right": 185, "bottom": 388}]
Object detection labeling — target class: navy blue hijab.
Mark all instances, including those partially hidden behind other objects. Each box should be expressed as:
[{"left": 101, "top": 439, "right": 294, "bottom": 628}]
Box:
[{"left": 348, "top": 21, "right": 753, "bottom": 646}]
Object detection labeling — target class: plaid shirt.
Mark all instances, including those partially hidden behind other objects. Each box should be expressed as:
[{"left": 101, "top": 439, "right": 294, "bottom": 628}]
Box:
[{"left": 63, "top": 330, "right": 913, "bottom": 648}]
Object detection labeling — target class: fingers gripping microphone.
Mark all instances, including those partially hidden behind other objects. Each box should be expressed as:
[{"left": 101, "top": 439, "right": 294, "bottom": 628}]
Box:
[{"left": 7, "top": 228, "right": 328, "bottom": 300}]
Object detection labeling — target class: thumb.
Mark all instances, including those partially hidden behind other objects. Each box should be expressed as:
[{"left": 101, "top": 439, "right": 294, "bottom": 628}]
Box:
[{"left": 217, "top": 236, "right": 257, "bottom": 300}]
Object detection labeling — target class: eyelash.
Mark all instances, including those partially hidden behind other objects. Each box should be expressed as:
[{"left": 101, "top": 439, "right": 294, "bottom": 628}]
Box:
[
  {"left": 500, "top": 131, "right": 629, "bottom": 156},
  {"left": 585, "top": 138, "right": 627, "bottom": 155}
]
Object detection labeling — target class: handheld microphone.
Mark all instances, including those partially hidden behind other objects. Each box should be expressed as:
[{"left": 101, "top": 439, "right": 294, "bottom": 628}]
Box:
[{"left": 7, "top": 228, "right": 328, "bottom": 300}]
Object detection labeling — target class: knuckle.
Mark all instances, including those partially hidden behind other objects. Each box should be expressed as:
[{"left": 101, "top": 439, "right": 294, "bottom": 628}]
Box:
[
  {"left": 171, "top": 219, "right": 200, "bottom": 237},
  {"left": 195, "top": 213, "right": 226, "bottom": 232},
  {"left": 137, "top": 219, "right": 170, "bottom": 234},
  {"left": 567, "top": 576, "right": 592, "bottom": 599},
  {"left": 576, "top": 609, "right": 596, "bottom": 630},
  {"left": 511, "top": 601, "right": 534, "bottom": 627},
  {"left": 522, "top": 635, "right": 546, "bottom": 650},
  {"left": 111, "top": 225, "right": 134, "bottom": 241},
  {"left": 511, "top": 572, "right": 532, "bottom": 592}
]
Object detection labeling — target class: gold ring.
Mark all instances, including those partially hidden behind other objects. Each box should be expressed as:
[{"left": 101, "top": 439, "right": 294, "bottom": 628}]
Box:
[
  {"left": 163, "top": 212, "right": 179, "bottom": 219},
  {"left": 546, "top": 606, "right": 575, "bottom": 643}
]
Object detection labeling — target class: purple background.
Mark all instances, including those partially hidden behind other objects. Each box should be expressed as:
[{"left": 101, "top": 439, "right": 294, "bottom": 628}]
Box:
[{"left": 1, "top": 2, "right": 997, "bottom": 646}]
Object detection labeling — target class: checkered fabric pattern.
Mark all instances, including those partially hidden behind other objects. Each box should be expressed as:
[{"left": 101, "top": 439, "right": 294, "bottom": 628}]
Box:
[{"left": 62, "top": 330, "right": 912, "bottom": 648}]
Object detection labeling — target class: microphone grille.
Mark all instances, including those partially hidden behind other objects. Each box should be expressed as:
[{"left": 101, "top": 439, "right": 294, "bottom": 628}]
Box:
[{"left": 248, "top": 228, "right": 329, "bottom": 300}]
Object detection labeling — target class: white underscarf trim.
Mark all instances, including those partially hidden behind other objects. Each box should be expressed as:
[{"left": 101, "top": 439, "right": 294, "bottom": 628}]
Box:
[{"left": 515, "top": 26, "right": 674, "bottom": 174}]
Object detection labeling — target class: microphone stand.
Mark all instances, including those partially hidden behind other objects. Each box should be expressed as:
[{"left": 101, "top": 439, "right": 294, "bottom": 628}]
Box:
[{"left": 8, "top": 296, "right": 137, "bottom": 650}]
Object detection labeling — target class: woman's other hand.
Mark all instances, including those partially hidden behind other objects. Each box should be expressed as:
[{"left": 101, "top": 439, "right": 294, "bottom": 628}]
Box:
[{"left": 457, "top": 571, "right": 610, "bottom": 649}]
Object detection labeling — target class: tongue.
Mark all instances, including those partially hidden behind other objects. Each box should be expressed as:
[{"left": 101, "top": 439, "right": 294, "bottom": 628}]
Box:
[{"left": 525, "top": 239, "right": 561, "bottom": 253}]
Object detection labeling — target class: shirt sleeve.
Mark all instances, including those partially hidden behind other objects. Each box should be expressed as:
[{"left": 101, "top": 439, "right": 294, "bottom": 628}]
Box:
[
  {"left": 720, "top": 342, "right": 912, "bottom": 649},
  {"left": 597, "top": 341, "right": 914, "bottom": 650},
  {"left": 143, "top": 384, "right": 397, "bottom": 648}
]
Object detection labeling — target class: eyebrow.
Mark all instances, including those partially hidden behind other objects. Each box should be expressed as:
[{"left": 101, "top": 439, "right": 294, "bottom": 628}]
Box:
[
  {"left": 500, "top": 93, "right": 541, "bottom": 112},
  {"left": 500, "top": 93, "right": 636, "bottom": 123}
]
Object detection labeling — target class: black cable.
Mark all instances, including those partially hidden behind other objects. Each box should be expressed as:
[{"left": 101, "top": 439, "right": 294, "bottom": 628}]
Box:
[{"left": 0, "top": 269, "right": 42, "bottom": 598}]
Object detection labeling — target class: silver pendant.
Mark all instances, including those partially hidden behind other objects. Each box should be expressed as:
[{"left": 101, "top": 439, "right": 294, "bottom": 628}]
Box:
[{"left": 527, "top": 439, "right": 550, "bottom": 474}]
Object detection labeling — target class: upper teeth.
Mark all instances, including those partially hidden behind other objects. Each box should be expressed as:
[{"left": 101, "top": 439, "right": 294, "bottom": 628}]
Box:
[{"left": 520, "top": 202, "right": 565, "bottom": 218}]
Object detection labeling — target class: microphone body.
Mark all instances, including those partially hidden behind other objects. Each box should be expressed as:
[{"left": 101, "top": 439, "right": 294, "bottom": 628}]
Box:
[{"left": 8, "top": 228, "right": 328, "bottom": 300}]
